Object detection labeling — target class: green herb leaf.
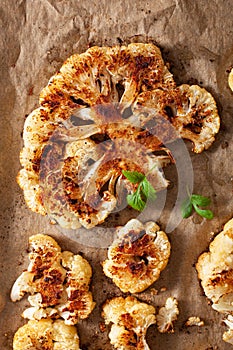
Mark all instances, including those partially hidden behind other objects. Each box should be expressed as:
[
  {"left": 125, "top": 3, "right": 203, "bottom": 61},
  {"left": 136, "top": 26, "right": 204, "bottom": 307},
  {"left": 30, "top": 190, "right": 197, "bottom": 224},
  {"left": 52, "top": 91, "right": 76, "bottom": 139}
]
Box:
[
  {"left": 122, "top": 170, "right": 145, "bottom": 184},
  {"left": 193, "top": 204, "right": 214, "bottom": 220},
  {"left": 181, "top": 198, "right": 193, "bottom": 218},
  {"left": 141, "top": 178, "right": 157, "bottom": 200},
  {"left": 181, "top": 189, "right": 214, "bottom": 220},
  {"left": 190, "top": 194, "right": 211, "bottom": 207},
  {"left": 126, "top": 189, "right": 146, "bottom": 211},
  {"left": 122, "top": 168, "right": 157, "bottom": 211}
]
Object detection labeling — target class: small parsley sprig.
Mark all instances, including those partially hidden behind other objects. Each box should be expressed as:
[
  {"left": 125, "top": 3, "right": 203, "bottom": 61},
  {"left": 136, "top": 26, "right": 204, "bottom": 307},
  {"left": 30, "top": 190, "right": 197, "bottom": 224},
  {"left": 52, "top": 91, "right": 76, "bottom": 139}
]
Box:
[
  {"left": 181, "top": 191, "right": 214, "bottom": 220},
  {"left": 122, "top": 169, "right": 157, "bottom": 211}
]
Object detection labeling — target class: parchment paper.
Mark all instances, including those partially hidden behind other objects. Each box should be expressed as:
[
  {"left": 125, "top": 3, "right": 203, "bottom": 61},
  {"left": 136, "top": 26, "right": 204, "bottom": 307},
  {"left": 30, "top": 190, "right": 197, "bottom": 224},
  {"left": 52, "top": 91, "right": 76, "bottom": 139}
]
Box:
[{"left": 1, "top": 0, "right": 233, "bottom": 349}]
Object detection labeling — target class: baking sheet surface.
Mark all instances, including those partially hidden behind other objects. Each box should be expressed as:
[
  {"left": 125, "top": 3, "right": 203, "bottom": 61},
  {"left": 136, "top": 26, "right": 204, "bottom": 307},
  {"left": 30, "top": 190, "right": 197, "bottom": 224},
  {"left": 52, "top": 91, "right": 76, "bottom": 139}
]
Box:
[{"left": 1, "top": 0, "right": 233, "bottom": 349}]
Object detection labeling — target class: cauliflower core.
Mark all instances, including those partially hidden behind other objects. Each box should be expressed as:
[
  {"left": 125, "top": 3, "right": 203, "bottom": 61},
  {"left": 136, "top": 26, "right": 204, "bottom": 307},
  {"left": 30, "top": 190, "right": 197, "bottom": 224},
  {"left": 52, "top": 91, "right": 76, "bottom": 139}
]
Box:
[
  {"left": 17, "top": 43, "right": 220, "bottom": 230},
  {"left": 156, "top": 297, "right": 179, "bottom": 333},
  {"left": 102, "top": 219, "right": 171, "bottom": 293},
  {"left": 13, "top": 319, "right": 80, "bottom": 350},
  {"left": 10, "top": 234, "right": 95, "bottom": 325},
  {"left": 102, "top": 296, "right": 156, "bottom": 350}
]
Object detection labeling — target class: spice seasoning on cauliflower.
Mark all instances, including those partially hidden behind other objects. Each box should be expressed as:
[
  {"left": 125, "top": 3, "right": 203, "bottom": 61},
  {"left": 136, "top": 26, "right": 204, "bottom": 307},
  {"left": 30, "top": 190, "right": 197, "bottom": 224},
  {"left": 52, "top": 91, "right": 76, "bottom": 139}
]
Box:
[
  {"left": 156, "top": 297, "right": 179, "bottom": 333},
  {"left": 17, "top": 43, "right": 220, "bottom": 230},
  {"left": 102, "top": 296, "right": 156, "bottom": 350},
  {"left": 10, "top": 234, "right": 95, "bottom": 325},
  {"left": 13, "top": 319, "right": 80, "bottom": 350},
  {"left": 102, "top": 219, "right": 171, "bottom": 293},
  {"left": 196, "top": 218, "right": 233, "bottom": 313}
]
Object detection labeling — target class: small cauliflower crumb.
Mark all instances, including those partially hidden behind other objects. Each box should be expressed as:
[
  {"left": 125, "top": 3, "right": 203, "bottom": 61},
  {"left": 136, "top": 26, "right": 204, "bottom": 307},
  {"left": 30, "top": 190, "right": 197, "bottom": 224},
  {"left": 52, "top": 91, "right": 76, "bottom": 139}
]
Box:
[
  {"left": 13, "top": 319, "right": 80, "bottom": 350},
  {"left": 10, "top": 234, "right": 95, "bottom": 325},
  {"left": 102, "top": 295, "right": 156, "bottom": 350},
  {"left": 185, "top": 316, "right": 204, "bottom": 327},
  {"left": 157, "top": 297, "right": 179, "bottom": 333}
]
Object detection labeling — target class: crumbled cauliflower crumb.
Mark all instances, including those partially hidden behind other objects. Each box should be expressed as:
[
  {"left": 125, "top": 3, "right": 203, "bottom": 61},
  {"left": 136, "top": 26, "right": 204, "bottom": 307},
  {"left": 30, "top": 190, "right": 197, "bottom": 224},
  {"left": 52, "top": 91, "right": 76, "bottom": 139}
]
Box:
[
  {"left": 185, "top": 316, "right": 204, "bottom": 327},
  {"left": 13, "top": 319, "right": 80, "bottom": 350},
  {"left": 103, "top": 219, "right": 170, "bottom": 293},
  {"left": 10, "top": 234, "right": 95, "bottom": 325},
  {"left": 102, "top": 296, "right": 156, "bottom": 350},
  {"left": 157, "top": 297, "right": 179, "bottom": 333}
]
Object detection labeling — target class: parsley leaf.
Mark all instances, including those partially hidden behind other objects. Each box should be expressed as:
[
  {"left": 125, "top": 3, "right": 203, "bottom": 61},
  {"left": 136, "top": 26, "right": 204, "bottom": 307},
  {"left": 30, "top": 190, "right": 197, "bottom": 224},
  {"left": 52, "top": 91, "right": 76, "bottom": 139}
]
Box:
[
  {"left": 192, "top": 204, "right": 214, "bottom": 220},
  {"left": 190, "top": 194, "right": 211, "bottom": 207},
  {"left": 122, "top": 170, "right": 145, "bottom": 184},
  {"left": 181, "top": 198, "right": 193, "bottom": 218},
  {"left": 127, "top": 186, "right": 146, "bottom": 211},
  {"left": 181, "top": 192, "right": 214, "bottom": 220},
  {"left": 141, "top": 177, "right": 157, "bottom": 200},
  {"left": 122, "top": 169, "right": 157, "bottom": 211}
]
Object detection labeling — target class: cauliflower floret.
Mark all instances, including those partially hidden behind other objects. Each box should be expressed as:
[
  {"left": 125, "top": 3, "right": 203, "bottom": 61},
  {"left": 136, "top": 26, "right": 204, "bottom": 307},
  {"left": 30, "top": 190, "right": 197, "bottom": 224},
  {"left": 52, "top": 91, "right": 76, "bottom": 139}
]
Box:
[
  {"left": 102, "top": 296, "right": 156, "bottom": 350},
  {"left": 102, "top": 219, "right": 170, "bottom": 293},
  {"left": 156, "top": 297, "right": 179, "bottom": 333},
  {"left": 10, "top": 234, "right": 95, "bottom": 324},
  {"left": 13, "top": 319, "right": 80, "bottom": 350},
  {"left": 133, "top": 84, "right": 220, "bottom": 154},
  {"left": 223, "top": 315, "right": 233, "bottom": 345},
  {"left": 196, "top": 218, "right": 233, "bottom": 312}
]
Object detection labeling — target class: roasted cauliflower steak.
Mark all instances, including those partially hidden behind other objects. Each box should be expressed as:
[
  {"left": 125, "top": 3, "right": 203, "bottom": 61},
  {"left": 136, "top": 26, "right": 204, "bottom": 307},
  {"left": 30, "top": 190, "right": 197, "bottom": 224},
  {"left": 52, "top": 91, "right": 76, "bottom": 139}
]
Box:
[
  {"left": 102, "top": 296, "right": 156, "bottom": 350},
  {"left": 17, "top": 43, "right": 220, "bottom": 230},
  {"left": 10, "top": 234, "right": 95, "bottom": 325},
  {"left": 102, "top": 219, "right": 170, "bottom": 293},
  {"left": 13, "top": 319, "right": 80, "bottom": 350}
]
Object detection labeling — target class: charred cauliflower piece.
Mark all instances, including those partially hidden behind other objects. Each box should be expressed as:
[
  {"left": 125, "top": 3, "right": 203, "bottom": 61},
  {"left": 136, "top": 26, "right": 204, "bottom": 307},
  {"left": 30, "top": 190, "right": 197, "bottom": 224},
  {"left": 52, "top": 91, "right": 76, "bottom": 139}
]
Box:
[
  {"left": 185, "top": 316, "right": 204, "bottom": 327},
  {"left": 196, "top": 218, "right": 233, "bottom": 313},
  {"left": 223, "top": 315, "right": 233, "bottom": 345},
  {"left": 102, "top": 296, "right": 156, "bottom": 350},
  {"left": 156, "top": 297, "right": 179, "bottom": 333},
  {"left": 102, "top": 219, "right": 170, "bottom": 293},
  {"left": 11, "top": 234, "right": 95, "bottom": 324},
  {"left": 228, "top": 68, "right": 233, "bottom": 92},
  {"left": 13, "top": 319, "right": 80, "bottom": 350}
]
